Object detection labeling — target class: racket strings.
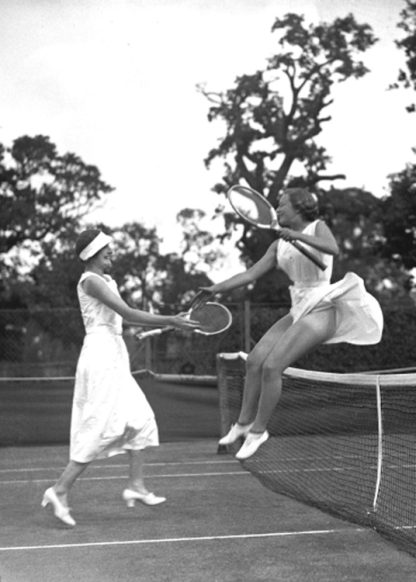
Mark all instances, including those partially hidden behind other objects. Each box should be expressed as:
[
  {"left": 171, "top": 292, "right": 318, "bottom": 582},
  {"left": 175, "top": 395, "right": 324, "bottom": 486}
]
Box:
[
  {"left": 228, "top": 186, "right": 274, "bottom": 227},
  {"left": 189, "top": 303, "right": 232, "bottom": 335},
  {"left": 227, "top": 184, "right": 326, "bottom": 271}
]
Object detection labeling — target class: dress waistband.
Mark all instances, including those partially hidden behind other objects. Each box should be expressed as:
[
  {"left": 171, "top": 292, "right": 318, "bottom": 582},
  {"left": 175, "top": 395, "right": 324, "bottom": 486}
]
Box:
[
  {"left": 291, "top": 281, "right": 330, "bottom": 290},
  {"left": 86, "top": 326, "right": 122, "bottom": 336}
]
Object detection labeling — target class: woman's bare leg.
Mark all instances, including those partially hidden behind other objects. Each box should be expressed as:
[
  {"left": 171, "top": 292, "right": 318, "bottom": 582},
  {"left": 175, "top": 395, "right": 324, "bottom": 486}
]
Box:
[
  {"left": 251, "top": 308, "right": 337, "bottom": 433},
  {"left": 123, "top": 449, "right": 166, "bottom": 506},
  {"left": 126, "top": 449, "right": 149, "bottom": 494},
  {"left": 237, "top": 314, "right": 293, "bottom": 425},
  {"left": 54, "top": 460, "right": 89, "bottom": 504}
]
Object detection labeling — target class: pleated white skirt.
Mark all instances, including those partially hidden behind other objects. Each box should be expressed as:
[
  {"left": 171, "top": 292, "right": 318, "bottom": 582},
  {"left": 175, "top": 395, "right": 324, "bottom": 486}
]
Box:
[
  {"left": 289, "top": 272, "right": 383, "bottom": 345},
  {"left": 70, "top": 332, "right": 158, "bottom": 463}
]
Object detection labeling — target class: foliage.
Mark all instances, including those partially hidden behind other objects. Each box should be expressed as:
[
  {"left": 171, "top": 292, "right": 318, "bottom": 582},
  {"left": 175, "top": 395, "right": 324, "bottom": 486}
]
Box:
[
  {"left": 0, "top": 135, "right": 113, "bottom": 308},
  {"left": 318, "top": 187, "right": 411, "bottom": 298},
  {"left": 111, "top": 221, "right": 213, "bottom": 310},
  {"left": 215, "top": 186, "right": 406, "bottom": 303},
  {"left": 386, "top": 2, "right": 416, "bottom": 277},
  {"left": 199, "top": 12, "right": 377, "bottom": 203},
  {"left": 2, "top": 300, "right": 416, "bottom": 374},
  {"left": 176, "top": 208, "right": 226, "bottom": 274},
  {"left": 127, "top": 300, "right": 416, "bottom": 374},
  {"left": 17, "top": 220, "right": 213, "bottom": 311},
  {"left": 392, "top": 0, "right": 416, "bottom": 112},
  {"left": 296, "top": 301, "right": 416, "bottom": 372},
  {"left": 380, "top": 162, "right": 416, "bottom": 272},
  {"left": 110, "top": 222, "right": 165, "bottom": 306},
  {"left": 0, "top": 135, "right": 218, "bottom": 311},
  {"left": 198, "top": 11, "right": 378, "bottom": 298},
  {"left": 0, "top": 220, "right": 215, "bottom": 363},
  {"left": 22, "top": 222, "right": 108, "bottom": 309},
  {"left": 0, "top": 135, "right": 113, "bottom": 255}
]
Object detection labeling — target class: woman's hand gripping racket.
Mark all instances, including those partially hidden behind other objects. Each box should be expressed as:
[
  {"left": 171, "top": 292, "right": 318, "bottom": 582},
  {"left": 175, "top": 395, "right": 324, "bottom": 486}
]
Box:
[
  {"left": 227, "top": 185, "right": 326, "bottom": 271},
  {"left": 135, "top": 301, "right": 232, "bottom": 341}
]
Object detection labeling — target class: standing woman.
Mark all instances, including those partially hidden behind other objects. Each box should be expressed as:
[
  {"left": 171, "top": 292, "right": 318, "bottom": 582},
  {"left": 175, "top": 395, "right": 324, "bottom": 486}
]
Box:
[
  {"left": 42, "top": 229, "right": 200, "bottom": 527},
  {"left": 198, "top": 187, "right": 383, "bottom": 460}
]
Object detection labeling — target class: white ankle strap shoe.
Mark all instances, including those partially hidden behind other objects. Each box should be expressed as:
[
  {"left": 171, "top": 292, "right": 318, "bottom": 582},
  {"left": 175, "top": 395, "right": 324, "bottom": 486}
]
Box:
[
  {"left": 218, "top": 422, "right": 254, "bottom": 446},
  {"left": 235, "top": 431, "right": 269, "bottom": 460}
]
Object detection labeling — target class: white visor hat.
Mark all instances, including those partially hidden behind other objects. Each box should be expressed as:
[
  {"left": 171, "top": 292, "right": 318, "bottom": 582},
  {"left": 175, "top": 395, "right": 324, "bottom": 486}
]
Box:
[{"left": 79, "top": 232, "right": 112, "bottom": 261}]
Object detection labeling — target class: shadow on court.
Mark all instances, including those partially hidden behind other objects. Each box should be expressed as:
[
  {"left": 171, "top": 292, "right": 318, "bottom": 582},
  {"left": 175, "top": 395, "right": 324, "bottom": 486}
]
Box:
[{"left": 0, "top": 440, "right": 415, "bottom": 582}]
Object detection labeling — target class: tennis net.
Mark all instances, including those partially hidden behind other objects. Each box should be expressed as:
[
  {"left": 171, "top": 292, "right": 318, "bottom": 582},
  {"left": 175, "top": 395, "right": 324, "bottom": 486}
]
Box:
[{"left": 216, "top": 352, "right": 416, "bottom": 558}]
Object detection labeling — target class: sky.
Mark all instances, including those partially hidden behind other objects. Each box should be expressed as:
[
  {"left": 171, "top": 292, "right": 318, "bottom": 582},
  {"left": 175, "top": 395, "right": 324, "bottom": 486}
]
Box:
[{"left": 1, "top": 0, "right": 416, "bottom": 256}]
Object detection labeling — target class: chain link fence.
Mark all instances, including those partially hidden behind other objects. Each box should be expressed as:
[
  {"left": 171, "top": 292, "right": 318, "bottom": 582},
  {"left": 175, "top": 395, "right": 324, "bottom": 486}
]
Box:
[
  {"left": 1, "top": 299, "right": 416, "bottom": 377},
  {"left": 0, "top": 303, "right": 289, "bottom": 377}
]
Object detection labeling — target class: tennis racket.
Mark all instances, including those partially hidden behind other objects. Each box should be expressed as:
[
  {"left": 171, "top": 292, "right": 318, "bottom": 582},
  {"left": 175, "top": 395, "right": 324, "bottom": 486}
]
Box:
[
  {"left": 227, "top": 185, "right": 326, "bottom": 271},
  {"left": 135, "top": 302, "right": 232, "bottom": 340}
]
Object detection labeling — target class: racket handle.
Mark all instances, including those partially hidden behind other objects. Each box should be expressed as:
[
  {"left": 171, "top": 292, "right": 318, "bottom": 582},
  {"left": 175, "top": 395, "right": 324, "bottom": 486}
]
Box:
[
  {"left": 135, "top": 327, "right": 173, "bottom": 341},
  {"left": 189, "top": 289, "right": 211, "bottom": 310},
  {"left": 291, "top": 241, "right": 327, "bottom": 271}
]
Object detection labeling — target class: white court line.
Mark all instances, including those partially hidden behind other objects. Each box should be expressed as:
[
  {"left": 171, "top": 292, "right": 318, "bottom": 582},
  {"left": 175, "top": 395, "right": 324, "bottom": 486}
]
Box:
[
  {"left": 0, "top": 455, "right": 365, "bottom": 474},
  {"left": 3, "top": 451, "right": 412, "bottom": 475},
  {"left": 0, "top": 470, "right": 248, "bottom": 485},
  {"left": 3, "top": 459, "right": 416, "bottom": 485},
  {"left": 0, "top": 527, "right": 365, "bottom": 552},
  {"left": 0, "top": 453, "right": 406, "bottom": 475},
  {"left": 0, "top": 459, "right": 238, "bottom": 473},
  {"left": 257, "top": 463, "right": 416, "bottom": 475}
]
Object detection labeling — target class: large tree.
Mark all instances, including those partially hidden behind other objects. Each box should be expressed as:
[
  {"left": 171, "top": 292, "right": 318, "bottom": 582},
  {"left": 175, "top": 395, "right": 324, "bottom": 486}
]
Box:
[
  {"left": 0, "top": 135, "right": 113, "bottom": 255},
  {"left": 0, "top": 135, "right": 113, "bottom": 306},
  {"left": 198, "top": 12, "right": 378, "bottom": 298},
  {"left": 380, "top": 163, "right": 416, "bottom": 271},
  {"left": 22, "top": 219, "right": 214, "bottom": 310},
  {"left": 200, "top": 13, "right": 377, "bottom": 205},
  {"left": 104, "top": 221, "right": 213, "bottom": 311},
  {"left": 392, "top": 0, "right": 416, "bottom": 112},
  {"left": 176, "top": 208, "right": 227, "bottom": 274},
  {"left": 381, "top": 1, "right": 416, "bottom": 276},
  {"left": 319, "top": 187, "right": 411, "bottom": 298}
]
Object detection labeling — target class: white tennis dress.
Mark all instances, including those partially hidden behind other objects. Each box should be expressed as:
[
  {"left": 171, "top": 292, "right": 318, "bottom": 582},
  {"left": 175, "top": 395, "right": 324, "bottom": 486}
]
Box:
[
  {"left": 70, "top": 272, "right": 158, "bottom": 463},
  {"left": 277, "top": 220, "right": 383, "bottom": 345}
]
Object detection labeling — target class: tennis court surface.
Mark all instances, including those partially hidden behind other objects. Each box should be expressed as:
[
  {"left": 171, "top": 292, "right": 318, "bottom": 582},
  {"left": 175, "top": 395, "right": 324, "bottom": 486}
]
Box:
[
  {"left": 2, "top": 363, "right": 416, "bottom": 581},
  {"left": 1, "top": 440, "right": 416, "bottom": 582}
]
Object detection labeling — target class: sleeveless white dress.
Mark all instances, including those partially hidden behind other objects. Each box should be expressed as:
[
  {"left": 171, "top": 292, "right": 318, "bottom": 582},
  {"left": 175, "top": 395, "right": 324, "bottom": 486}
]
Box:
[
  {"left": 70, "top": 272, "right": 158, "bottom": 463},
  {"left": 277, "top": 220, "right": 383, "bottom": 345}
]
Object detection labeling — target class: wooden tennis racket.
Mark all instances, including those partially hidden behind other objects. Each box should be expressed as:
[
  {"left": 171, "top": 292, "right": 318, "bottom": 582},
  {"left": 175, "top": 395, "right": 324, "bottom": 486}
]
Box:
[
  {"left": 135, "top": 302, "right": 232, "bottom": 340},
  {"left": 227, "top": 185, "right": 327, "bottom": 271}
]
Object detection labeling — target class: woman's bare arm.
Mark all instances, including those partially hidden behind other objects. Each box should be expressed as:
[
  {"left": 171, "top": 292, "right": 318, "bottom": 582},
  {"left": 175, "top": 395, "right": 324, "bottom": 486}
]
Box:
[
  {"left": 201, "top": 241, "right": 279, "bottom": 296},
  {"left": 279, "top": 220, "right": 339, "bottom": 256},
  {"left": 82, "top": 276, "right": 198, "bottom": 330}
]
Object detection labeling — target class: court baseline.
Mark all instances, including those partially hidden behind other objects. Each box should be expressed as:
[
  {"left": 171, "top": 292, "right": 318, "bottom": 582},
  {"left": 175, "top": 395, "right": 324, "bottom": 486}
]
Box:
[{"left": 0, "top": 526, "right": 366, "bottom": 552}]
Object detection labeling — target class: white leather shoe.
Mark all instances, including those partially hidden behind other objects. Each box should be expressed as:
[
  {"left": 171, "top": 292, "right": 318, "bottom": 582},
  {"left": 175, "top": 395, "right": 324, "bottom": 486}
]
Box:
[
  {"left": 235, "top": 431, "right": 269, "bottom": 460},
  {"left": 218, "top": 422, "right": 254, "bottom": 446},
  {"left": 122, "top": 489, "right": 166, "bottom": 507},
  {"left": 41, "top": 487, "right": 76, "bottom": 527}
]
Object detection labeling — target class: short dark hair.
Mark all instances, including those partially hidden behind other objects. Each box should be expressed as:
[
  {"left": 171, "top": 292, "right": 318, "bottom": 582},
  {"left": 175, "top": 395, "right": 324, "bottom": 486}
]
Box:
[
  {"left": 75, "top": 229, "right": 102, "bottom": 258},
  {"left": 284, "top": 187, "right": 319, "bottom": 221}
]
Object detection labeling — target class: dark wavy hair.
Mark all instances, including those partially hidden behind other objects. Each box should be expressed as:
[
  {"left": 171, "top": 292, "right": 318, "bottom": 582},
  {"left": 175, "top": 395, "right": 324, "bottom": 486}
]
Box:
[
  {"left": 75, "top": 229, "right": 102, "bottom": 258},
  {"left": 284, "top": 187, "right": 319, "bottom": 221}
]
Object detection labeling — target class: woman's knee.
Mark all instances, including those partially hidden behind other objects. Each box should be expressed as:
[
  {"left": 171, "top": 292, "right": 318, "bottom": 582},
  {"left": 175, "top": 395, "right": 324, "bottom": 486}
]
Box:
[
  {"left": 261, "top": 357, "right": 284, "bottom": 383},
  {"left": 246, "top": 351, "right": 263, "bottom": 374}
]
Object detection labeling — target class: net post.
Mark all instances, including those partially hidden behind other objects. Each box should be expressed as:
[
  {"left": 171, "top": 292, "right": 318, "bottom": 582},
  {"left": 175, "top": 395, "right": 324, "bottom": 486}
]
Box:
[
  {"left": 144, "top": 337, "right": 152, "bottom": 370},
  {"left": 372, "top": 374, "right": 383, "bottom": 512},
  {"left": 216, "top": 352, "right": 247, "bottom": 455},
  {"left": 216, "top": 353, "right": 232, "bottom": 454},
  {"left": 244, "top": 299, "right": 251, "bottom": 353}
]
